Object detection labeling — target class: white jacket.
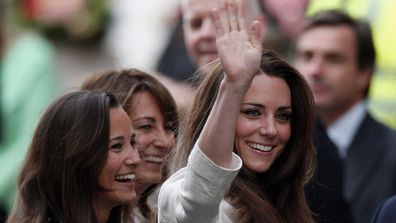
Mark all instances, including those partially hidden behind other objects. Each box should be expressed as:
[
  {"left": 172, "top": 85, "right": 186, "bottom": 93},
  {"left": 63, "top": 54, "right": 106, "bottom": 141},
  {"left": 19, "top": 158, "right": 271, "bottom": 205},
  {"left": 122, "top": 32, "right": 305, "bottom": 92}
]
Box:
[{"left": 158, "top": 143, "right": 242, "bottom": 223}]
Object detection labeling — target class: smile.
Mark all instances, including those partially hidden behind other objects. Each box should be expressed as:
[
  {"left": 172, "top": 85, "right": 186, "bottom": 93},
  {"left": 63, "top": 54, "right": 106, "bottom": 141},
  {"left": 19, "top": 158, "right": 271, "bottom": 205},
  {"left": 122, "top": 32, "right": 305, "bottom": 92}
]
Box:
[
  {"left": 247, "top": 142, "right": 274, "bottom": 152},
  {"left": 114, "top": 174, "right": 135, "bottom": 182},
  {"left": 143, "top": 156, "right": 163, "bottom": 164}
]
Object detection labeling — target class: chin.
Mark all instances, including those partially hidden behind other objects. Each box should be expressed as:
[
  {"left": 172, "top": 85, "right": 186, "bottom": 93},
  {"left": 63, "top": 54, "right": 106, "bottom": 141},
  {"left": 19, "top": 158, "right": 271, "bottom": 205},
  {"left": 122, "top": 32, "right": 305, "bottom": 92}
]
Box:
[
  {"left": 115, "top": 193, "right": 137, "bottom": 205},
  {"left": 137, "top": 173, "right": 162, "bottom": 185},
  {"left": 198, "top": 56, "right": 218, "bottom": 67},
  {"left": 245, "top": 163, "right": 271, "bottom": 173}
]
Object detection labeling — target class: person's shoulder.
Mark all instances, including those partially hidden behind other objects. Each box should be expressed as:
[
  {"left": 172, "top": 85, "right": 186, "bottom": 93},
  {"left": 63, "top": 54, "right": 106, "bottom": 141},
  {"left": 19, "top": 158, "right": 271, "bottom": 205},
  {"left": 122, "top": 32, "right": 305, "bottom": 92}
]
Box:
[
  {"left": 4, "top": 32, "right": 55, "bottom": 76},
  {"left": 364, "top": 113, "right": 396, "bottom": 138},
  {"left": 374, "top": 118, "right": 396, "bottom": 143},
  {"left": 372, "top": 194, "right": 396, "bottom": 223},
  {"left": 8, "top": 33, "right": 54, "bottom": 57}
]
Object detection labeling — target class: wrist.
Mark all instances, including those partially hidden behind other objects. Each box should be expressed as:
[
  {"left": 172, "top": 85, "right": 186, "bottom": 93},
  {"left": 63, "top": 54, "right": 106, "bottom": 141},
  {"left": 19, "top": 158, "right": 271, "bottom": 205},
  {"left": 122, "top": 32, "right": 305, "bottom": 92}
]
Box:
[{"left": 220, "top": 76, "right": 252, "bottom": 96}]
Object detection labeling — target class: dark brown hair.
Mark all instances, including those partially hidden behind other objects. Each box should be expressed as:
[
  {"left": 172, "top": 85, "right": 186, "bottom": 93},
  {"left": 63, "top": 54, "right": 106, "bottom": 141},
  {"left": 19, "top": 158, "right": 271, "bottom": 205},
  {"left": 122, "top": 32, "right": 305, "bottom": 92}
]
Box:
[
  {"left": 82, "top": 69, "right": 178, "bottom": 220},
  {"left": 82, "top": 69, "right": 178, "bottom": 136},
  {"left": 7, "top": 91, "right": 134, "bottom": 223},
  {"left": 168, "top": 50, "right": 316, "bottom": 223},
  {"left": 296, "top": 9, "right": 376, "bottom": 97}
]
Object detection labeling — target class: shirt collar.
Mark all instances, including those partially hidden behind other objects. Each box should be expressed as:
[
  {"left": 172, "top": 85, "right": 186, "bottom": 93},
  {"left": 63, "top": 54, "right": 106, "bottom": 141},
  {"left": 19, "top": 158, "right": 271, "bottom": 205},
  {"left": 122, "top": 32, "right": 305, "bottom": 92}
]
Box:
[{"left": 327, "top": 101, "right": 367, "bottom": 158}]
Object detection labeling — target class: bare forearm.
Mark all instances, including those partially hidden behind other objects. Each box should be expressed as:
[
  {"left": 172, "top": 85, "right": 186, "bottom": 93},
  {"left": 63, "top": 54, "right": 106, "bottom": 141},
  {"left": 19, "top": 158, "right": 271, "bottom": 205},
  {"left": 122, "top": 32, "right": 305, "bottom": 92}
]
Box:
[{"left": 198, "top": 79, "right": 250, "bottom": 168}]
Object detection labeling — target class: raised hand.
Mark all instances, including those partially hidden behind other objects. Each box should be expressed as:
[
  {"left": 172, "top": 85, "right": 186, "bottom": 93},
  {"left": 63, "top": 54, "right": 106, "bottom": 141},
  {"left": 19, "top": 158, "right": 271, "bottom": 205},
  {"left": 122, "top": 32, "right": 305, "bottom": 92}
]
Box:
[{"left": 212, "top": 0, "right": 263, "bottom": 84}]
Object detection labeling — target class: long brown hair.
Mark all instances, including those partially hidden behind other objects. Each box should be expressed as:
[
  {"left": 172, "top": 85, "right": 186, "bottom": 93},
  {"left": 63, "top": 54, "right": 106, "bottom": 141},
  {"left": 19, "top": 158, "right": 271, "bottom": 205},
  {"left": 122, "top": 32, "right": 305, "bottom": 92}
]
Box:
[
  {"left": 168, "top": 50, "right": 316, "bottom": 223},
  {"left": 82, "top": 69, "right": 179, "bottom": 220},
  {"left": 7, "top": 91, "right": 134, "bottom": 223}
]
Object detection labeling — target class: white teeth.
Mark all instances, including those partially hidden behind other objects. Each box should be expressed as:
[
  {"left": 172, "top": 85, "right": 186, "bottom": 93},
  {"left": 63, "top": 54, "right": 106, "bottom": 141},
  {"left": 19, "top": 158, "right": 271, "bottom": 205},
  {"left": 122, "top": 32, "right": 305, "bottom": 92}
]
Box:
[
  {"left": 247, "top": 142, "right": 273, "bottom": 152},
  {"left": 143, "top": 156, "right": 163, "bottom": 163},
  {"left": 114, "top": 174, "right": 135, "bottom": 181}
]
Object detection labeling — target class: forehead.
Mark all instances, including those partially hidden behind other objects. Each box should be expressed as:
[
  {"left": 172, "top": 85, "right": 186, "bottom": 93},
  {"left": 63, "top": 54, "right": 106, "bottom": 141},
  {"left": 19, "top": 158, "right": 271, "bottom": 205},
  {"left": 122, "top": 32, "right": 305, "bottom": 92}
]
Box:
[
  {"left": 182, "top": 0, "right": 259, "bottom": 21},
  {"left": 109, "top": 107, "right": 131, "bottom": 134},
  {"left": 181, "top": 0, "right": 218, "bottom": 19},
  {"left": 129, "top": 91, "right": 162, "bottom": 117},
  {"left": 297, "top": 25, "right": 356, "bottom": 55},
  {"left": 244, "top": 73, "right": 291, "bottom": 105}
]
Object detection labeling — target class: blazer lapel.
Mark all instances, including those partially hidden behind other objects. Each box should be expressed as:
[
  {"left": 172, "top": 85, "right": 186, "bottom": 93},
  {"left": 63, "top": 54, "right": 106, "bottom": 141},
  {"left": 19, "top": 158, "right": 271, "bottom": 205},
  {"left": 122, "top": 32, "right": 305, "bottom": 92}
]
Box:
[{"left": 344, "top": 114, "right": 386, "bottom": 202}]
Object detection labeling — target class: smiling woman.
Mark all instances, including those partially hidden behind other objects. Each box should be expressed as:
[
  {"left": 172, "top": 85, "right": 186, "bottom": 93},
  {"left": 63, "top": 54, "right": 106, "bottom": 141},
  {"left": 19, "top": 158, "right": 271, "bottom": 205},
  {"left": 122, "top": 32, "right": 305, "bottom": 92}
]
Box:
[
  {"left": 81, "top": 69, "right": 179, "bottom": 222},
  {"left": 6, "top": 91, "right": 140, "bottom": 223},
  {"left": 235, "top": 74, "right": 292, "bottom": 174},
  {"left": 159, "top": 0, "right": 316, "bottom": 222}
]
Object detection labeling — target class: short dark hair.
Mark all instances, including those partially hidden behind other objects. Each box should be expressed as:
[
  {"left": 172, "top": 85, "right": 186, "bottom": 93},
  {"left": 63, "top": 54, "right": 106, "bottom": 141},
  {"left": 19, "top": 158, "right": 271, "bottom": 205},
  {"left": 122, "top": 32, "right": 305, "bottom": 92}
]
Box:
[{"left": 299, "top": 9, "right": 376, "bottom": 74}]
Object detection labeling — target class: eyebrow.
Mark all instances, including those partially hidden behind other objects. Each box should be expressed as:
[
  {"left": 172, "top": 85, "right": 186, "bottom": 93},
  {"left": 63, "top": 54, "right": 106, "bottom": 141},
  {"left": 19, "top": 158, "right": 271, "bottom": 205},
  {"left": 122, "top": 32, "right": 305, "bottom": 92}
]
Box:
[
  {"left": 242, "top": 102, "right": 292, "bottom": 110},
  {"left": 110, "top": 135, "right": 125, "bottom": 141},
  {"left": 133, "top": 117, "right": 156, "bottom": 122},
  {"left": 242, "top": 102, "right": 264, "bottom": 108},
  {"left": 278, "top": 106, "right": 292, "bottom": 110}
]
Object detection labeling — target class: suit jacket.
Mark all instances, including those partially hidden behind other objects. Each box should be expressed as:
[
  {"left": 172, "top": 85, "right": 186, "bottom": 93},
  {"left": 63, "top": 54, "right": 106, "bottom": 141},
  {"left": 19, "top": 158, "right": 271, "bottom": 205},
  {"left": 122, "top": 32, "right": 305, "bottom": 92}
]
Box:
[
  {"left": 345, "top": 113, "right": 396, "bottom": 223},
  {"left": 371, "top": 194, "right": 396, "bottom": 223},
  {"left": 306, "top": 120, "right": 353, "bottom": 223}
]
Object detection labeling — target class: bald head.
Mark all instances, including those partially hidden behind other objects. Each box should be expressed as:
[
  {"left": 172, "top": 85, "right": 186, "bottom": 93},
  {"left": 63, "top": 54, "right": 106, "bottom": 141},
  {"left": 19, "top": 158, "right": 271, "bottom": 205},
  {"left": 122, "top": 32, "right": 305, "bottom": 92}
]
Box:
[{"left": 181, "top": 0, "right": 264, "bottom": 67}]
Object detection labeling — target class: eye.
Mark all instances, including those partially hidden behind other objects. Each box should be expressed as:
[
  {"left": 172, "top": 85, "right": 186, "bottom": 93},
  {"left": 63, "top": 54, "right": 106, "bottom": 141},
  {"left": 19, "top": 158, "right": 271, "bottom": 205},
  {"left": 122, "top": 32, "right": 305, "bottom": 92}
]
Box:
[
  {"left": 243, "top": 108, "right": 260, "bottom": 117},
  {"left": 110, "top": 143, "right": 123, "bottom": 151},
  {"left": 327, "top": 54, "right": 344, "bottom": 64},
  {"left": 276, "top": 111, "right": 291, "bottom": 123},
  {"left": 130, "top": 135, "right": 136, "bottom": 148},
  {"left": 139, "top": 124, "right": 153, "bottom": 130},
  {"left": 164, "top": 122, "right": 176, "bottom": 133},
  {"left": 297, "top": 51, "right": 313, "bottom": 62},
  {"left": 189, "top": 18, "right": 203, "bottom": 30}
]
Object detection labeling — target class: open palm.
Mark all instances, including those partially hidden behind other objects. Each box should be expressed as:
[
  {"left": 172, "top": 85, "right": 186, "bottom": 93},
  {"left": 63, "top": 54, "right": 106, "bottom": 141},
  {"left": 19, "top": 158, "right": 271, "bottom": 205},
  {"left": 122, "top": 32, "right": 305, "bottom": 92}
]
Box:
[{"left": 213, "top": 0, "right": 263, "bottom": 83}]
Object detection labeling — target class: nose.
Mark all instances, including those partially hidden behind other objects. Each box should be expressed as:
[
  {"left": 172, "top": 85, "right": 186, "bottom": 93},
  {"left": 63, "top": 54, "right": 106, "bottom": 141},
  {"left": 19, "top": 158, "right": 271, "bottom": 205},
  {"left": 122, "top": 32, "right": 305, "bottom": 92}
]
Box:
[
  {"left": 125, "top": 144, "right": 141, "bottom": 166},
  {"left": 199, "top": 18, "right": 216, "bottom": 39},
  {"left": 259, "top": 117, "right": 277, "bottom": 138},
  {"left": 306, "top": 57, "right": 325, "bottom": 79}
]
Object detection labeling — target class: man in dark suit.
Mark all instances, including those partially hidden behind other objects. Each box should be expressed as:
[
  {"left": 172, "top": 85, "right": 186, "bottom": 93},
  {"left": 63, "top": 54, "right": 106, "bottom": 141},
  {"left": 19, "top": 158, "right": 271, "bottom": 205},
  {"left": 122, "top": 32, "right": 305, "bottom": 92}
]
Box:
[
  {"left": 306, "top": 120, "right": 353, "bottom": 223},
  {"left": 294, "top": 10, "right": 396, "bottom": 223}
]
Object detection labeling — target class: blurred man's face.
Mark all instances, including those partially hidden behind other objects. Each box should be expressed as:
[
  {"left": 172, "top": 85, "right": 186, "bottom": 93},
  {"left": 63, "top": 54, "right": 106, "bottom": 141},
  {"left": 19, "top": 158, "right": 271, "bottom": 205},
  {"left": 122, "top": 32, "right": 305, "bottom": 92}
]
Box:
[
  {"left": 182, "top": 0, "right": 219, "bottom": 67},
  {"left": 182, "top": 0, "right": 263, "bottom": 68},
  {"left": 294, "top": 25, "right": 370, "bottom": 125}
]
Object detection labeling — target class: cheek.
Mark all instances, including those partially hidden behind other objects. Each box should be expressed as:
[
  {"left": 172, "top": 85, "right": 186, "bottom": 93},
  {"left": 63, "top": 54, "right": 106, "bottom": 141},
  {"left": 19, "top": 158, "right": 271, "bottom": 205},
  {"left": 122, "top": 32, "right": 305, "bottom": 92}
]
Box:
[
  {"left": 235, "top": 118, "right": 257, "bottom": 151},
  {"left": 278, "top": 125, "right": 291, "bottom": 143},
  {"left": 98, "top": 157, "right": 117, "bottom": 187},
  {"left": 184, "top": 32, "right": 197, "bottom": 47},
  {"left": 136, "top": 132, "right": 154, "bottom": 148},
  {"left": 295, "top": 62, "right": 308, "bottom": 75},
  {"left": 167, "top": 134, "right": 176, "bottom": 149},
  {"left": 236, "top": 117, "right": 257, "bottom": 138}
]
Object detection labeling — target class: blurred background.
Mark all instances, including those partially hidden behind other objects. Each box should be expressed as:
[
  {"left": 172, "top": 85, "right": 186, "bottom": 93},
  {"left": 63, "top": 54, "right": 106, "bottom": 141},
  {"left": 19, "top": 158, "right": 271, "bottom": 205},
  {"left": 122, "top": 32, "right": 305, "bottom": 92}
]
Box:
[{"left": 1, "top": 0, "right": 182, "bottom": 94}]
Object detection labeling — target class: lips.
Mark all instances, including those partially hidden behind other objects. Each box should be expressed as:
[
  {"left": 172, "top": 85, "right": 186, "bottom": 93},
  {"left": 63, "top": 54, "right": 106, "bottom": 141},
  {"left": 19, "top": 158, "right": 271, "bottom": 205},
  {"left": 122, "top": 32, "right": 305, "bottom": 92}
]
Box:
[{"left": 247, "top": 142, "right": 274, "bottom": 152}]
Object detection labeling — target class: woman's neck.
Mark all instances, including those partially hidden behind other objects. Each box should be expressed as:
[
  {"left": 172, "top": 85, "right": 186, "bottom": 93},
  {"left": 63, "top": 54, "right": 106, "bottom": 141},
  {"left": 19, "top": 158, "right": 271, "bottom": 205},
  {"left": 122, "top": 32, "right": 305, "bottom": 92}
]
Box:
[
  {"left": 93, "top": 201, "right": 111, "bottom": 223},
  {"left": 136, "top": 182, "right": 151, "bottom": 197}
]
